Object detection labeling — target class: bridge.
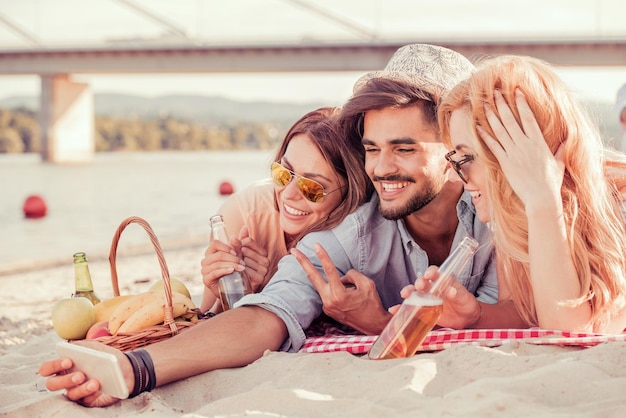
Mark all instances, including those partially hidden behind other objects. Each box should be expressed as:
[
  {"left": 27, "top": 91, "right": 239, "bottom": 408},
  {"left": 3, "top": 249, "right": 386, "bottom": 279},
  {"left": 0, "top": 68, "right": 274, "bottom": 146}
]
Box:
[{"left": 1, "top": 39, "right": 625, "bottom": 162}]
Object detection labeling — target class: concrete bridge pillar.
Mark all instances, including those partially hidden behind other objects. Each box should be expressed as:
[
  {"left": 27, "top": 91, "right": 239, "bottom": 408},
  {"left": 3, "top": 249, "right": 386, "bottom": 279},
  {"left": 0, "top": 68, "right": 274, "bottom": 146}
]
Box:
[{"left": 40, "top": 74, "right": 94, "bottom": 163}]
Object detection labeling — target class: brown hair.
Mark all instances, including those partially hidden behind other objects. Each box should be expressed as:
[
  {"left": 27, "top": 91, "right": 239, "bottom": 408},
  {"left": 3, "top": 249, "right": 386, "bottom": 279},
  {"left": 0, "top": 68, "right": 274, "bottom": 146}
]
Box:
[{"left": 339, "top": 78, "right": 440, "bottom": 147}]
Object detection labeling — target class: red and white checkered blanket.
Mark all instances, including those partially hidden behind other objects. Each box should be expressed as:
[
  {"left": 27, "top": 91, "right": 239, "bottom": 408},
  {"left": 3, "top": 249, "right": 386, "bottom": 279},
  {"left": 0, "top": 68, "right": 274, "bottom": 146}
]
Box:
[{"left": 299, "top": 327, "right": 626, "bottom": 354}]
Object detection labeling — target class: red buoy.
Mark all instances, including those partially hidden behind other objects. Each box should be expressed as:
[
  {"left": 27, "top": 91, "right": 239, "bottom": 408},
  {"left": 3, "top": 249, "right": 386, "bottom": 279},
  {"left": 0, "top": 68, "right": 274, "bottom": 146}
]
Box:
[
  {"left": 23, "top": 195, "right": 47, "bottom": 219},
  {"left": 218, "top": 181, "right": 235, "bottom": 196}
]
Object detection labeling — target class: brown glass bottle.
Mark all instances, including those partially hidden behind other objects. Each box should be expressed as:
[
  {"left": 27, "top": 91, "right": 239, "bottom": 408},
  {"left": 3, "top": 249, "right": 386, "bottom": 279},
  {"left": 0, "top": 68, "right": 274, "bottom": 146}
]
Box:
[
  {"left": 368, "top": 236, "right": 479, "bottom": 360},
  {"left": 73, "top": 252, "right": 101, "bottom": 305}
]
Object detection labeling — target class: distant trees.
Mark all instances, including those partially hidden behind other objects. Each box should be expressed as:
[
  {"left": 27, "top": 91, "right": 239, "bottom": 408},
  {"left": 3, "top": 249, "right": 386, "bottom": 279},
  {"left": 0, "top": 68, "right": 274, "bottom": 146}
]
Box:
[
  {"left": 3, "top": 101, "right": 621, "bottom": 154},
  {"left": 0, "top": 108, "right": 284, "bottom": 153},
  {"left": 0, "top": 108, "right": 40, "bottom": 153}
]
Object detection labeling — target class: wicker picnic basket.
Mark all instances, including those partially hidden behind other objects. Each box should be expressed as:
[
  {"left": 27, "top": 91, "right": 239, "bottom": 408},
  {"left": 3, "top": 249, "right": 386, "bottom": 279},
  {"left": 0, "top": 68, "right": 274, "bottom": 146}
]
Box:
[{"left": 93, "top": 216, "right": 202, "bottom": 352}]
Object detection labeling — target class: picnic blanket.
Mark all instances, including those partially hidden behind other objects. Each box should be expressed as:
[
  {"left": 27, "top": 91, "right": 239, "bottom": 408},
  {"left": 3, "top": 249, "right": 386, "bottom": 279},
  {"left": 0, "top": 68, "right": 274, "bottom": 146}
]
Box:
[{"left": 300, "top": 326, "right": 626, "bottom": 354}]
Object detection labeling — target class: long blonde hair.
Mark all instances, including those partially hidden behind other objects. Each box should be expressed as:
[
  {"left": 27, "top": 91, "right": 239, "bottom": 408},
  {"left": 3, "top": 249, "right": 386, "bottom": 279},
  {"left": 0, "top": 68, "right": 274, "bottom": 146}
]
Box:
[{"left": 439, "top": 55, "right": 626, "bottom": 331}]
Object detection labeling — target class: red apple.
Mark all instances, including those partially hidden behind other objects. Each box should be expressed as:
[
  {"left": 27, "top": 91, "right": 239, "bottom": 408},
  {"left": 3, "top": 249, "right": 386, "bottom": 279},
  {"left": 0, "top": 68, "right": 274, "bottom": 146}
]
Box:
[{"left": 86, "top": 321, "right": 112, "bottom": 340}]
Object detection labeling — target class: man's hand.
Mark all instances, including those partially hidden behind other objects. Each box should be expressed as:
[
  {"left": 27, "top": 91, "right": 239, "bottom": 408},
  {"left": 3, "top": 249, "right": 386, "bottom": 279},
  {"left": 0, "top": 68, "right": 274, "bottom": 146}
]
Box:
[
  {"left": 38, "top": 341, "right": 128, "bottom": 408},
  {"left": 412, "top": 266, "right": 481, "bottom": 329},
  {"left": 291, "top": 243, "right": 391, "bottom": 335}
]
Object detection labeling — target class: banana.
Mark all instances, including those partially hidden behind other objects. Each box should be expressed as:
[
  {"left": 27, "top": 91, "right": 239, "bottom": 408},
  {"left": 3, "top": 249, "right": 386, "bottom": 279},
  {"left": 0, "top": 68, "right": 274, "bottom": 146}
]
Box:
[
  {"left": 108, "top": 291, "right": 163, "bottom": 335},
  {"left": 116, "top": 292, "right": 197, "bottom": 334},
  {"left": 93, "top": 295, "right": 135, "bottom": 323}
]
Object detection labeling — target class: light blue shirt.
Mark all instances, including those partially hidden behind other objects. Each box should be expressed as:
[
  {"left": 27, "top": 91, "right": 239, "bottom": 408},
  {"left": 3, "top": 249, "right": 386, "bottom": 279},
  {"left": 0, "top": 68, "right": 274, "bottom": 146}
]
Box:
[{"left": 237, "top": 191, "right": 497, "bottom": 352}]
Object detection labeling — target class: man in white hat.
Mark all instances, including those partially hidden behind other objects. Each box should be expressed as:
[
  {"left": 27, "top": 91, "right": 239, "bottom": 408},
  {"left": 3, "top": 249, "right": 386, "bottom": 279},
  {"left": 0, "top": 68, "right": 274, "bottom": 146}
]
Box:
[
  {"left": 616, "top": 83, "right": 626, "bottom": 152},
  {"left": 40, "top": 44, "right": 510, "bottom": 407}
]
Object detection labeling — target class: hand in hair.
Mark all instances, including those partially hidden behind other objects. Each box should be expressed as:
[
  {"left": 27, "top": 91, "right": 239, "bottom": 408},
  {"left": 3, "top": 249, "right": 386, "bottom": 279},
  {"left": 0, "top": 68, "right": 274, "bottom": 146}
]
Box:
[{"left": 477, "top": 89, "right": 566, "bottom": 215}]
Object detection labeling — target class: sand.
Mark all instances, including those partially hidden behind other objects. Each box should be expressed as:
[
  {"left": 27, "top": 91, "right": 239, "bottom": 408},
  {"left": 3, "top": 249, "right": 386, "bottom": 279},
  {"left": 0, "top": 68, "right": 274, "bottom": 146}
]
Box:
[{"left": 2, "top": 246, "right": 626, "bottom": 417}]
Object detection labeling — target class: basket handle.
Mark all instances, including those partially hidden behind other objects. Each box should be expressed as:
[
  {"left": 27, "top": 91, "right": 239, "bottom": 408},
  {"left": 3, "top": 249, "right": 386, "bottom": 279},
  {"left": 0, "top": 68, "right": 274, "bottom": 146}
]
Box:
[{"left": 108, "top": 217, "right": 175, "bottom": 326}]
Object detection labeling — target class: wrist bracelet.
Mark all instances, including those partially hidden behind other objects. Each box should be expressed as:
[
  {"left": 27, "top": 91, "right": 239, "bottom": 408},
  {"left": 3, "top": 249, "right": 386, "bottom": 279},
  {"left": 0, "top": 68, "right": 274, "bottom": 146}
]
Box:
[{"left": 124, "top": 349, "right": 157, "bottom": 398}]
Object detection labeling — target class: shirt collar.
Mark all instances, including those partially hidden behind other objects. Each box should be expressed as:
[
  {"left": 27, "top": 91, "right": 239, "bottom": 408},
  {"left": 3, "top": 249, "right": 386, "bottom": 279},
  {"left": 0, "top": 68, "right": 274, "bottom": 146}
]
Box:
[{"left": 396, "top": 190, "right": 477, "bottom": 254}]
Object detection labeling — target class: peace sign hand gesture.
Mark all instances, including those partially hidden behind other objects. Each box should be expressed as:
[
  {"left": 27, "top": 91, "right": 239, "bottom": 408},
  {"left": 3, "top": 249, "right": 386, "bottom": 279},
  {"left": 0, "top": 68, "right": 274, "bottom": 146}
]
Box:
[{"left": 291, "top": 244, "right": 391, "bottom": 335}]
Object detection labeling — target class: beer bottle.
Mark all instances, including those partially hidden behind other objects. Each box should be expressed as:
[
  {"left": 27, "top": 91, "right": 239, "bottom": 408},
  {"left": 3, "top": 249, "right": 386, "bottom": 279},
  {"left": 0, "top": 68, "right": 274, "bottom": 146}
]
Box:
[
  {"left": 368, "top": 236, "right": 479, "bottom": 360},
  {"left": 73, "top": 252, "right": 101, "bottom": 305},
  {"left": 209, "top": 215, "right": 252, "bottom": 311}
]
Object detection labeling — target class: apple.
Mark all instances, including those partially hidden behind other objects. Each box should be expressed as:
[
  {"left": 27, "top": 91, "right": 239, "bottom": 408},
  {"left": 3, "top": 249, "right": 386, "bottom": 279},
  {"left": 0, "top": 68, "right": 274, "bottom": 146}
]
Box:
[
  {"left": 86, "top": 321, "right": 112, "bottom": 340},
  {"left": 149, "top": 277, "right": 191, "bottom": 299},
  {"left": 51, "top": 297, "right": 96, "bottom": 340}
]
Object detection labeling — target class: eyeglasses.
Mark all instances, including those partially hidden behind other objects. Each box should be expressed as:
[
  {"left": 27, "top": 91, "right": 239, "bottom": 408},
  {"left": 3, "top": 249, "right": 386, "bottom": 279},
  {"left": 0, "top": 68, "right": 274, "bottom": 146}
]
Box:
[
  {"left": 271, "top": 162, "right": 343, "bottom": 203},
  {"left": 445, "top": 150, "right": 474, "bottom": 184}
]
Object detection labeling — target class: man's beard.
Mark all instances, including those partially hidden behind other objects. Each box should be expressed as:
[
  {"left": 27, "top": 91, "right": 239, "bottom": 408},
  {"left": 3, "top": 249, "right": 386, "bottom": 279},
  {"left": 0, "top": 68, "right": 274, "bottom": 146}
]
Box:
[{"left": 378, "top": 180, "right": 440, "bottom": 220}]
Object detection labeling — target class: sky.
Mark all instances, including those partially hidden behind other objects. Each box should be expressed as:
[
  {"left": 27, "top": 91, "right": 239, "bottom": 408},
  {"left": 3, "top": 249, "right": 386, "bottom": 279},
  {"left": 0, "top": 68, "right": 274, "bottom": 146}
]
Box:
[{"left": 0, "top": 0, "right": 624, "bottom": 106}]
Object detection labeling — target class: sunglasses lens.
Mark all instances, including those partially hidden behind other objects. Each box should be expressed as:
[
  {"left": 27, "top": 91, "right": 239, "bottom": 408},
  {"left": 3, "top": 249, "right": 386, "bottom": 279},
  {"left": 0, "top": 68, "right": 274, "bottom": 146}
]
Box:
[
  {"left": 271, "top": 163, "right": 292, "bottom": 186},
  {"left": 298, "top": 178, "right": 324, "bottom": 203},
  {"left": 271, "top": 162, "right": 326, "bottom": 203}
]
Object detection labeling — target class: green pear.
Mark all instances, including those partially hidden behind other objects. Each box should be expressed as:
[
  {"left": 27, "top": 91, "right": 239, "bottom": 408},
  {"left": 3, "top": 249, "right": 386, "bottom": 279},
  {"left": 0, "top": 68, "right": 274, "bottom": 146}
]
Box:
[{"left": 52, "top": 297, "right": 96, "bottom": 340}]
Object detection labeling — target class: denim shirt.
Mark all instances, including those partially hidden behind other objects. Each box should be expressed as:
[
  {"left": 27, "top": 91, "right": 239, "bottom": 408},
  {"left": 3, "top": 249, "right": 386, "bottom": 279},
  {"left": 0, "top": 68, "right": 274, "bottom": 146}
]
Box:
[{"left": 237, "top": 191, "right": 497, "bottom": 352}]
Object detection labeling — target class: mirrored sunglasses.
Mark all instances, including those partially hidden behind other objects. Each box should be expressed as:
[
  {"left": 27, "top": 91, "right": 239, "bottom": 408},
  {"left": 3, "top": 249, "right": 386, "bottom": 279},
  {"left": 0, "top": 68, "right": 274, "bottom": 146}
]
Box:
[{"left": 271, "top": 162, "right": 342, "bottom": 203}]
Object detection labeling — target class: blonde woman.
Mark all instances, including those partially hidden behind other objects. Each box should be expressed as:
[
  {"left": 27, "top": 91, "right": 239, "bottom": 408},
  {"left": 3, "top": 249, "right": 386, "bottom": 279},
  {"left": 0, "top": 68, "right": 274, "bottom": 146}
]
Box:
[{"left": 436, "top": 55, "right": 626, "bottom": 333}]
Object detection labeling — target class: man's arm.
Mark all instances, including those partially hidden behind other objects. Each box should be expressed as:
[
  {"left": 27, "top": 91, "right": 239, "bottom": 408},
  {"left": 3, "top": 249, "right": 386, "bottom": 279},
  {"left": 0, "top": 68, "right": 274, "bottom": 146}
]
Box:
[
  {"left": 146, "top": 306, "right": 286, "bottom": 385},
  {"left": 41, "top": 306, "right": 287, "bottom": 407}
]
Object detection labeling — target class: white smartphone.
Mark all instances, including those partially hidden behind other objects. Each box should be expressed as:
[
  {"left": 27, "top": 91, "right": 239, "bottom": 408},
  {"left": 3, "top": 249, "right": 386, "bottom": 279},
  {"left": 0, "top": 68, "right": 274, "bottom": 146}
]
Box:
[{"left": 56, "top": 341, "right": 129, "bottom": 399}]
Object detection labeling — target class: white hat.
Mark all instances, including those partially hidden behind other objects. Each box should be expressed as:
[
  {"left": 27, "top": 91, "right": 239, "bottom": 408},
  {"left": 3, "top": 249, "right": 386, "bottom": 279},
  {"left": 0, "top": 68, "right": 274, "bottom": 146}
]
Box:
[{"left": 352, "top": 44, "right": 474, "bottom": 99}]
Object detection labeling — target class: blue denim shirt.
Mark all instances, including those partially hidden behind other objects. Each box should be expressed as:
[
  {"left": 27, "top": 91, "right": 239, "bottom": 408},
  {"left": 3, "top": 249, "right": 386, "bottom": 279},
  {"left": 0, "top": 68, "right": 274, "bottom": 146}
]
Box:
[{"left": 237, "top": 191, "right": 497, "bottom": 352}]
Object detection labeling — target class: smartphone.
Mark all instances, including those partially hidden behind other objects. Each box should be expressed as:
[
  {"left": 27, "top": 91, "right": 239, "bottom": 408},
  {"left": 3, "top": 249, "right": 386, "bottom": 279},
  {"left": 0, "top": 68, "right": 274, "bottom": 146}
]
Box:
[{"left": 56, "top": 341, "right": 129, "bottom": 399}]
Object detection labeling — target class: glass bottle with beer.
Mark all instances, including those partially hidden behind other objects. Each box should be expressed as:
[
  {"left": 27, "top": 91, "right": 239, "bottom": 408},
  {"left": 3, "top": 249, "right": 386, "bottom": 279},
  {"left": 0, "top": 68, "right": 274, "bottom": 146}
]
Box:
[
  {"left": 72, "top": 252, "right": 101, "bottom": 305},
  {"left": 209, "top": 214, "right": 252, "bottom": 310},
  {"left": 368, "top": 236, "right": 479, "bottom": 360}
]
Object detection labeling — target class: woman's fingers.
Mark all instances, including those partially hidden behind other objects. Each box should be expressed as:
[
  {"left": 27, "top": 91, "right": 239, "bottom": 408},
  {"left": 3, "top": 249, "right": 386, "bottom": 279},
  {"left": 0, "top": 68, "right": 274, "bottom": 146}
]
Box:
[
  {"left": 492, "top": 90, "right": 527, "bottom": 142},
  {"left": 482, "top": 94, "right": 513, "bottom": 154},
  {"left": 476, "top": 124, "right": 506, "bottom": 162},
  {"left": 514, "top": 89, "right": 543, "bottom": 144}
]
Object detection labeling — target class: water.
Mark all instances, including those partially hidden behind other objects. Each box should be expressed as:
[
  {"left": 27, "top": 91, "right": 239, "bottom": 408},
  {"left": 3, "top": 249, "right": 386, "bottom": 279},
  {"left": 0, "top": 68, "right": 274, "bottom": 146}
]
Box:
[{"left": 0, "top": 151, "right": 274, "bottom": 273}]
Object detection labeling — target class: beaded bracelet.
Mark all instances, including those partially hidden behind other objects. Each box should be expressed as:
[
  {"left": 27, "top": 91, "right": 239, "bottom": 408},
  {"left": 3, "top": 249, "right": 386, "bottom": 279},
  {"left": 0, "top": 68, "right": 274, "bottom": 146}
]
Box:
[{"left": 124, "top": 349, "right": 157, "bottom": 398}]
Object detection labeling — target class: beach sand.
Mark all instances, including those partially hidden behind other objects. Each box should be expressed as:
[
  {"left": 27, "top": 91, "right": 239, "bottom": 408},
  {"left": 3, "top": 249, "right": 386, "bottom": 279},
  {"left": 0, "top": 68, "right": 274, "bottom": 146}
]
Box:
[{"left": 2, "top": 246, "right": 626, "bottom": 417}]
